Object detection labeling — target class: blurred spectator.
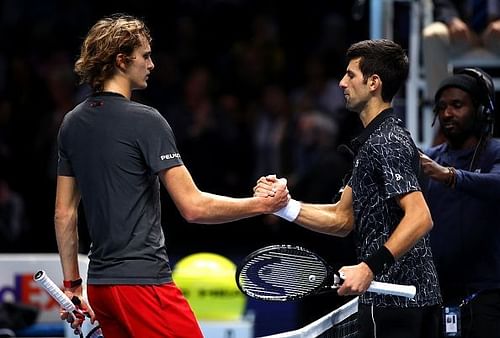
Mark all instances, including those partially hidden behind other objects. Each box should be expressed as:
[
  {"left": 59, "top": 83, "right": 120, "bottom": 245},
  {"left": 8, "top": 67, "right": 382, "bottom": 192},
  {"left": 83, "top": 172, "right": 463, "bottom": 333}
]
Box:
[
  {"left": 34, "top": 51, "right": 78, "bottom": 185},
  {"left": 0, "top": 96, "right": 12, "bottom": 167},
  {"left": 422, "top": 0, "right": 500, "bottom": 102},
  {"left": 229, "top": 14, "right": 286, "bottom": 101},
  {"left": 289, "top": 54, "right": 346, "bottom": 120},
  {"left": 165, "top": 66, "right": 240, "bottom": 195},
  {"left": 252, "top": 83, "right": 293, "bottom": 179},
  {"left": 215, "top": 92, "right": 256, "bottom": 194},
  {"left": 0, "top": 177, "right": 30, "bottom": 252},
  {"left": 288, "top": 110, "right": 351, "bottom": 203}
]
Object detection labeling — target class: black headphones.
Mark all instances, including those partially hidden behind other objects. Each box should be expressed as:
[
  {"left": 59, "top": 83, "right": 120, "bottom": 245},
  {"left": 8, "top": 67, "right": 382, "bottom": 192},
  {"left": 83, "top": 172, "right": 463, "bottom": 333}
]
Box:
[{"left": 455, "top": 67, "right": 496, "bottom": 137}]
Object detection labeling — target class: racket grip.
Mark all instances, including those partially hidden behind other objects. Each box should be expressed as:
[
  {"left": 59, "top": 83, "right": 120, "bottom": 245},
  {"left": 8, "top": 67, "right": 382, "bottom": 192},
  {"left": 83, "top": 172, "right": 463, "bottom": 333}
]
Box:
[
  {"left": 33, "top": 270, "right": 77, "bottom": 313},
  {"left": 368, "top": 281, "right": 416, "bottom": 298}
]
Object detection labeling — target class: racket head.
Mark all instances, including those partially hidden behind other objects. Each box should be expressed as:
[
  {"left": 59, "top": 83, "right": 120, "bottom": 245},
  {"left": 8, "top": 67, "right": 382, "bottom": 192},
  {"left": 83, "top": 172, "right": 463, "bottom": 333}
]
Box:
[{"left": 236, "top": 244, "right": 334, "bottom": 301}]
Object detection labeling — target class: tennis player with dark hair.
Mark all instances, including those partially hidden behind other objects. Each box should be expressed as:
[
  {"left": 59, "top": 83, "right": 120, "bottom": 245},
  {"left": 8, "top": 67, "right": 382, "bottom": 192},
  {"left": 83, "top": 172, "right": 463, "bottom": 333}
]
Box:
[
  {"left": 54, "top": 13, "right": 289, "bottom": 338},
  {"left": 256, "top": 39, "right": 442, "bottom": 337},
  {"left": 420, "top": 68, "right": 500, "bottom": 337}
]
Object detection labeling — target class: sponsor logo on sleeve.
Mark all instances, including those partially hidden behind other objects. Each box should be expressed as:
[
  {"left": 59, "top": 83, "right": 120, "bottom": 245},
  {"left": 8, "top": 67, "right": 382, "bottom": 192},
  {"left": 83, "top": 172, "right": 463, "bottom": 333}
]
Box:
[{"left": 160, "top": 153, "right": 181, "bottom": 161}]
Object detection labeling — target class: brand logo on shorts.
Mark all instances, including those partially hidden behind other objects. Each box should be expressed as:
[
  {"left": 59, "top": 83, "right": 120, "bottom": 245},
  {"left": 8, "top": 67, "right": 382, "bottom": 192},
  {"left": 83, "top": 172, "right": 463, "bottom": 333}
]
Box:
[{"left": 160, "top": 153, "right": 181, "bottom": 160}]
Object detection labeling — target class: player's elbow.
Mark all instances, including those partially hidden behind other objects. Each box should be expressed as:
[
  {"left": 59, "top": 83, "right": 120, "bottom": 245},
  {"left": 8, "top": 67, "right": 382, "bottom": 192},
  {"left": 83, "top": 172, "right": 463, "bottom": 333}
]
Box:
[
  {"left": 423, "top": 212, "right": 434, "bottom": 233},
  {"left": 180, "top": 206, "right": 205, "bottom": 223},
  {"left": 335, "top": 221, "right": 354, "bottom": 237},
  {"left": 414, "top": 209, "right": 433, "bottom": 235},
  {"left": 174, "top": 192, "right": 208, "bottom": 223},
  {"left": 54, "top": 206, "right": 75, "bottom": 225},
  {"left": 179, "top": 198, "right": 212, "bottom": 223},
  {"left": 326, "top": 214, "right": 354, "bottom": 237}
]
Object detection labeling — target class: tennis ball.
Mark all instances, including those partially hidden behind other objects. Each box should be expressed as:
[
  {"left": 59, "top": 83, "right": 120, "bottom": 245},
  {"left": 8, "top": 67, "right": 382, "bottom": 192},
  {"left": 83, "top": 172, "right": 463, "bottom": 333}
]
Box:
[{"left": 172, "top": 252, "right": 246, "bottom": 321}]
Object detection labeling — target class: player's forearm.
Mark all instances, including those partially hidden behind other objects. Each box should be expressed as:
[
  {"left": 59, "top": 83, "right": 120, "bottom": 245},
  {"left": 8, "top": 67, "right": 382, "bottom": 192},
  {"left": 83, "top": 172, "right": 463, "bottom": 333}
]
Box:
[
  {"left": 384, "top": 209, "right": 432, "bottom": 260},
  {"left": 55, "top": 212, "right": 80, "bottom": 280},
  {"left": 295, "top": 203, "right": 354, "bottom": 237},
  {"left": 181, "top": 192, "right": 281, "bottom": 224},
  {"left": 164, "top": 166, "right": 288, "bottom": 223},
  {"left": 380, "top": 190, "right": 433, "bottom": 260}
]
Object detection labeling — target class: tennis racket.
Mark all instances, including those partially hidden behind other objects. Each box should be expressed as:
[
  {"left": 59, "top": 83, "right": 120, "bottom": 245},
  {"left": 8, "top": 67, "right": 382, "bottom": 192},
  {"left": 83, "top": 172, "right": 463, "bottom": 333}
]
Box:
[
  {"left": 236, "top": 244, "right": 416, "bottom": 301},
  {"left": 33, "top": 270, "right": 103, "bottom": 338}
]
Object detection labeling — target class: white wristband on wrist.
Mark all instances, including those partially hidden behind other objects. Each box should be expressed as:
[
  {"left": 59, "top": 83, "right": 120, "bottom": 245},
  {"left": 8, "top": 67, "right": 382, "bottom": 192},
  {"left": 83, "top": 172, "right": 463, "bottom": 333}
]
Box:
[{"left": 273, "top": 199, "right": 301, "bottom": 222}]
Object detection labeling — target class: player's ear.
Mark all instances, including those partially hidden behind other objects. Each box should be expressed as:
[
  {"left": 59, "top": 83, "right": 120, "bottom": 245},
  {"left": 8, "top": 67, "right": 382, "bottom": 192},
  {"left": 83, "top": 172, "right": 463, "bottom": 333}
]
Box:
[
  {"left": 368, "top": 74, "right": 381, "bottom": 91},
  {"left": 115, "top": 53, "right": 128, "bottom": 71}
]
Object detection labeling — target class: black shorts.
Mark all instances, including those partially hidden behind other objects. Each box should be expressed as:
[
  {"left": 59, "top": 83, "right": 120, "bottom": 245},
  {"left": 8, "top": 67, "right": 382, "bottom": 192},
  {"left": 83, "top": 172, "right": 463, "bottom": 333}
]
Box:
[
  {"left": 442, "top": 288, "right": 500, "bottom": 338},
  {"left": 358, "top": 303, "right": 441, "bottom": 338}
]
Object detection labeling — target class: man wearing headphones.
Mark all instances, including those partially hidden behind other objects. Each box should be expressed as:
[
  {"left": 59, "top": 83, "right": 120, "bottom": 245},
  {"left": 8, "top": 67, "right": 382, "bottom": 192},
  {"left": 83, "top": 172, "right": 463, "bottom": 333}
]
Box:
[{"left": 420, "top": 67, "right": 500, "bottom": 337}]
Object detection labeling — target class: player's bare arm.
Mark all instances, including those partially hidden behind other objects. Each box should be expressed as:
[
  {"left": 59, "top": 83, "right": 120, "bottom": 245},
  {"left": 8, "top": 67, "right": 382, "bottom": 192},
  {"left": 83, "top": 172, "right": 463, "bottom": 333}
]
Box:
[
  {"left": 54, "top": 176, "right": 81, "bottom": 283},
  {"left": 254, "top": 175, "right": 354, "bottom": 237},
  {"left": 294, "top": 186, "right": 354, "bottom": 237},
  {"left": 384, "top": 190, "right": 433, "bottom": 259},
  {"left": 160, "top": 165, "right": 289, "bottom": 224},
  {"left": 338, "top": 191, "right": 431, "bottom": 296},
  {"left": 54, "top": 175, "right": 96, "bottom": 325}
]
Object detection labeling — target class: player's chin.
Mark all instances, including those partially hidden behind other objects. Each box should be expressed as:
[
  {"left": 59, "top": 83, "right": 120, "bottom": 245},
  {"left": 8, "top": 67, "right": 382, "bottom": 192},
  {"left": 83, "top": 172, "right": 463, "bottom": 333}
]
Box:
[
  {"left": 132, "top": 84, "right": 148, "bottom": 91},
  {"left": 137, "top": 80, "right": 148, "bottom": 89}
]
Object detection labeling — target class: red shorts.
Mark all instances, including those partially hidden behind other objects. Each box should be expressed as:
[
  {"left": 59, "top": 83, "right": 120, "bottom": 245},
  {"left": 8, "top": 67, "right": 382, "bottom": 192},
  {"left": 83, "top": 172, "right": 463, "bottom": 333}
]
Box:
[{"left": 87, "top": 283, "right": 203, "bottom": 338}]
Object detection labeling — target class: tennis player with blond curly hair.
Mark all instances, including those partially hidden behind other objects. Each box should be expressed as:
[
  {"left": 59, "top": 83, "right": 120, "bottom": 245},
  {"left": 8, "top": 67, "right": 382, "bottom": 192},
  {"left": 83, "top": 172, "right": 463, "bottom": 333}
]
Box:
[{"left": 55, "top": 13, "right": 289, "bottom": 338}]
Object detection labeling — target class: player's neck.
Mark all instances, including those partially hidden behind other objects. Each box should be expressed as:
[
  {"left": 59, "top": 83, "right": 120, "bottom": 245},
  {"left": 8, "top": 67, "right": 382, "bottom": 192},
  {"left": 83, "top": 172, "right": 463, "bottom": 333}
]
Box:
[
  {"left": 360, "top": 100, "right": 391, "bottom": 127},
  {"left": 103, "top": 78, "right": 132, "bottom": 99}
]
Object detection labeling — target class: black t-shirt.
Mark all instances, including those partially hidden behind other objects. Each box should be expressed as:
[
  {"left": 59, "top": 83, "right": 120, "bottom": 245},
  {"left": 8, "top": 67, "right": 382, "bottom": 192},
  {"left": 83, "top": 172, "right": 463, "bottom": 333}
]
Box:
[
  {"left": 349, "top": 109, "right": 441, "bottom": 307},
  {"left": 58, "top": 92, "right": 183, "bottom": 284}
]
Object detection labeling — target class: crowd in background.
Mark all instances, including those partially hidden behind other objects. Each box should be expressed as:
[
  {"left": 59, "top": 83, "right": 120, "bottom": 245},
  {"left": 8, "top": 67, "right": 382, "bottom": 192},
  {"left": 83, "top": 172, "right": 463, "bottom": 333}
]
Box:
[{"left": 0, "top": 0, "right": 376, "bottom": 258}]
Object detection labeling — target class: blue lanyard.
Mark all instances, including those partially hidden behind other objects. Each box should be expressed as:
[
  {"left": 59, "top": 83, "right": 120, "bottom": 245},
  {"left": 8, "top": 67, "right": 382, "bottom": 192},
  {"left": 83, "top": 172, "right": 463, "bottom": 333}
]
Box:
[{"left": 460, "top": 291, "right": 480, "bottom": 307}]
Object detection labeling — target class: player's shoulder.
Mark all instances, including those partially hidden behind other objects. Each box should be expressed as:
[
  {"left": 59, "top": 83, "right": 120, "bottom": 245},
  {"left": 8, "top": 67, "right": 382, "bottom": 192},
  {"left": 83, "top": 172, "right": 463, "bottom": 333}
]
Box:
[
  {"left": 371, "top": 118, "right": 413, "bottom": 149},
  {"left": 60, "top": 99, "right": 87, "bottom": 127},
  {"left": 127, "top": 100, "right": 159, "bottom": 115},
  {"left": 123, "top": 100, "right": 167, "bottom": 125}
]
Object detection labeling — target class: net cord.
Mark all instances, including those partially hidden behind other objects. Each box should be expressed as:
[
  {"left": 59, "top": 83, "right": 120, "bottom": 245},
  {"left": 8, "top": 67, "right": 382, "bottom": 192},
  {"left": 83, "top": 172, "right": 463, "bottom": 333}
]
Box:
[{"left": 257, "top": 296, "right": 359, "bottom": 338}]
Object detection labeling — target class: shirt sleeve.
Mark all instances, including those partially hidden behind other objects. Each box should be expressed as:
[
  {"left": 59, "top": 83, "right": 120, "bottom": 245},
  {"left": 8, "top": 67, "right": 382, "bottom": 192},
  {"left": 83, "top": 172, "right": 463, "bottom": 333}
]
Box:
[
  {"left": 57, "top": 119, "right": 74, "bottom": 177},
  {"left": 376, "top": 133, "right": 420, "bottom": 200},
  {"left": 138, "top": 108, "right": 183, "bottom": 174}
]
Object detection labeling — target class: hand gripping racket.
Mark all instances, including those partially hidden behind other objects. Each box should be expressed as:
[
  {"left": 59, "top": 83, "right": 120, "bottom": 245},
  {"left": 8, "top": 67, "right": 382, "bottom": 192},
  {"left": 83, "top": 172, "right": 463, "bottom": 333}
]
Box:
[
  {"left": 236, "top": 244, "right": 416, "bottom": 301},
  {"left": 33, "top": 270, "right": 103, "bottom": 338}
]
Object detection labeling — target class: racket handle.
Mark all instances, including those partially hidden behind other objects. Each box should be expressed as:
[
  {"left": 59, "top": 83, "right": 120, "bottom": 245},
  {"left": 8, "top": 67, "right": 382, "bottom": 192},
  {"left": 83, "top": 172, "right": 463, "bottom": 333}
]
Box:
[
  {"left": 33, "top": 270, "right": 77, "bottom": 312},
  {"left": 368, "top": 281, "right": 416, "bottom": 298},
  {"left": 34, "top": 271, "right": 104, "bottom": 338}
]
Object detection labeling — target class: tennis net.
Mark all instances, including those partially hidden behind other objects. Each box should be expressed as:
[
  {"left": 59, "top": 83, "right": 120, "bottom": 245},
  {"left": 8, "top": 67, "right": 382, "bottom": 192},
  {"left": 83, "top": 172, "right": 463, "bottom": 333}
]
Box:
[{"left": 258, "top": 297, "right": 359, "bottom": 338}]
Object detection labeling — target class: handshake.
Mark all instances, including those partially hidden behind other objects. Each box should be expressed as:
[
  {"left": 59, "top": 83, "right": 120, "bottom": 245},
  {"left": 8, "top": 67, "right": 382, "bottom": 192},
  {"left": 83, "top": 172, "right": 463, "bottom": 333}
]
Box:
[{"left": 253, "top": 174, "right": 301, "bottom": 222}]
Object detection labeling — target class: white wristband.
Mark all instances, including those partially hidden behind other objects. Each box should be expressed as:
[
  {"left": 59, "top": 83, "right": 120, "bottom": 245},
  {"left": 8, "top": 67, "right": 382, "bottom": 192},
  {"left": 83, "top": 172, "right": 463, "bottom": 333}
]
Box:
[{"left": 273, "top": 199, "right": 301, "bottom": 222}]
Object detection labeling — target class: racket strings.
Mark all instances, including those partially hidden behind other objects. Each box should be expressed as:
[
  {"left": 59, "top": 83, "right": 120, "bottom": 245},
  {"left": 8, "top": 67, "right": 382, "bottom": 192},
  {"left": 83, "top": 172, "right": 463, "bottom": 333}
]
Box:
[{"left": 239, "top": 250, "right": 329, "bottom": 300}]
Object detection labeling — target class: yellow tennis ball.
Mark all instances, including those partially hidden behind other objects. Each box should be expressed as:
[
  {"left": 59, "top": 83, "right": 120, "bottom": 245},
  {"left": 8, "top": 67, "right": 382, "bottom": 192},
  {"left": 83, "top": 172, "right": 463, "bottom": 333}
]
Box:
[{"left": 172, "top": 252, "right": 246, "bottom": 321}]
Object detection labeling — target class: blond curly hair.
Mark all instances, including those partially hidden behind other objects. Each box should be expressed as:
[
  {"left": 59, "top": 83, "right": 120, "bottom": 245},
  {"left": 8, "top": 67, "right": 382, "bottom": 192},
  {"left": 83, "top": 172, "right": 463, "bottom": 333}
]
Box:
[{"left": 74, "top": 13, "right": 152, "bottom": 92}]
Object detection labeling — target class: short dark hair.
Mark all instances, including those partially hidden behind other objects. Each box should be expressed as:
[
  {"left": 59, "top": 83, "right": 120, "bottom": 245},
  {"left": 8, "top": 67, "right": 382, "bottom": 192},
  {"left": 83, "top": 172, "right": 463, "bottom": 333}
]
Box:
[{"left": 346, "top": 39, "right": 409, "bottom": 102}]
